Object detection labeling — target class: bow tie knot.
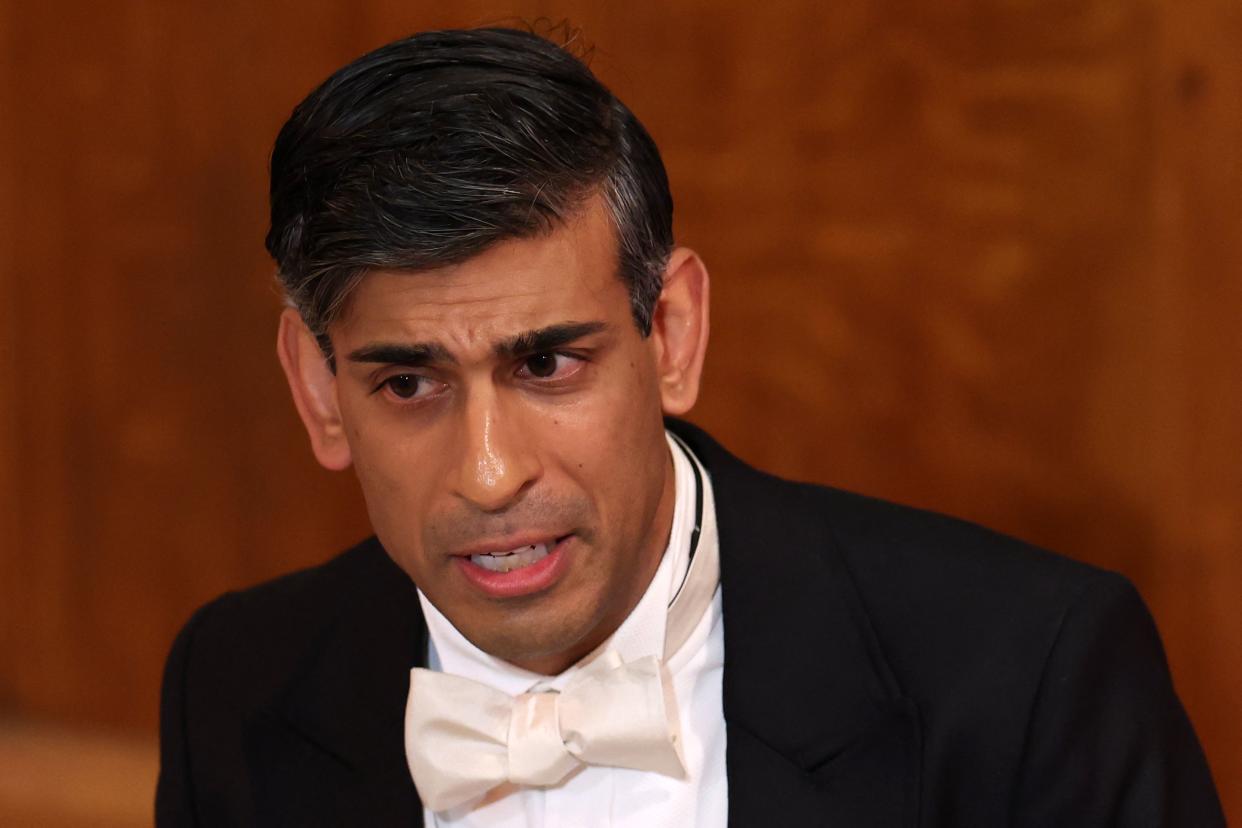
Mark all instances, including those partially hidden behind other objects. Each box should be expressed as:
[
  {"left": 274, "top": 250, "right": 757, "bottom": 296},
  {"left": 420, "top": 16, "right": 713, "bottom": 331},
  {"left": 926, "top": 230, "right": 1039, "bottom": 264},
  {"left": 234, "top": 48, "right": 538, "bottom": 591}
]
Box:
[
  {"left": 406, "top": 650, "right": 685, "bottom": 812},
  {"left": 508, "top": 690, "right": 577, "bottom": 786}
]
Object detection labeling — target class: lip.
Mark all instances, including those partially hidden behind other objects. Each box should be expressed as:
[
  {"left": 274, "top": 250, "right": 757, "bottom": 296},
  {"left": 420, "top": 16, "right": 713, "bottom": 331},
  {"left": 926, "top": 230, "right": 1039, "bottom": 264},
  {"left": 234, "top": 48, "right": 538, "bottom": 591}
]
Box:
[{"left": 454, "top": 534, "right": 574, "bottom": 599}]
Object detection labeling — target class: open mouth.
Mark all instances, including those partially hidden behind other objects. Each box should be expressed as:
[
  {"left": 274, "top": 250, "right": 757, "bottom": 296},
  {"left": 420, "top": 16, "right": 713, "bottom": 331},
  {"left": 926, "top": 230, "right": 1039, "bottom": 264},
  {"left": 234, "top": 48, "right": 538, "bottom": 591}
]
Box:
[
  {"left": 468, "top": 542, "right": 554, "bottom": 573},
  {"left": 455, "top": 535, "right": 574, "bottom": 598}
]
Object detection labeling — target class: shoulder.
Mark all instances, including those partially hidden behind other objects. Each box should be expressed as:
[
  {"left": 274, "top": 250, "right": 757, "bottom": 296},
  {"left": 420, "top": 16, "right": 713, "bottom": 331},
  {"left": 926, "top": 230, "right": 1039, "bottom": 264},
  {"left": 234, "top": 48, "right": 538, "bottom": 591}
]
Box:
[
  {"left": 158, "top": 538, "right": 425, "bottom": 822},
  {"left": 817, "top": 483, "right": 1150, "bottom": 683},
  {"left": 680, "top": 423, "right": 1222, "bottom": 820},
  {"left": 773, "top": 479, "right": 1220, "bottom": 823},
  {"left": 676, "top": 418, "right": 1108, "bottom": 616},
  {"left": 165, "top": 537, "right": 413, "bottom": 704},
  {"left": 816, "top": 483, "right": 1108, "bottom": 627},
  {"left": 787, "top": 477, "right": 1131, "bottom": 690},
  {"left": 675, "top": 419, "right": 1139, "bottom": 700},
  {"left": 179, "top": 536, "right": 393, "bottom": 650}
]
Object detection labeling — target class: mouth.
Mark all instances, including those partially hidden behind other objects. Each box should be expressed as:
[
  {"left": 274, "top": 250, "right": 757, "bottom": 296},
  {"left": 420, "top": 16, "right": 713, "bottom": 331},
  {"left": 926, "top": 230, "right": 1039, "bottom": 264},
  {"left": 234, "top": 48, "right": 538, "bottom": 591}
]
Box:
[
  {"left": 454, "top": 534, "right": 574, "bottom": 598},
  {"left": 468, "top": 541, "right": 555, "bottom": 573}
]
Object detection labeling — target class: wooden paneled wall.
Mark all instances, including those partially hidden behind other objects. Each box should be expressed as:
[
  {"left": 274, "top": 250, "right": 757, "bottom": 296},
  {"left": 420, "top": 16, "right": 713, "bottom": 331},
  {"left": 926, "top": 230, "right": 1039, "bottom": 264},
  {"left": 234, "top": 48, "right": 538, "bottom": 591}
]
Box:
[{"left": 2, "top": 0, "right": 1238, "bottom": 820}]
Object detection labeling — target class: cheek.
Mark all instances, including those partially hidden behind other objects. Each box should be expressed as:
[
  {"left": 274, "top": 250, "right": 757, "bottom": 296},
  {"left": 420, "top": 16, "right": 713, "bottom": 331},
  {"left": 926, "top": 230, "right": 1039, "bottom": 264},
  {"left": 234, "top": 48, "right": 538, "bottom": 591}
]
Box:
[
  {"left": 547, "top": 356, "right": 667, "bottom": 525},
  {"left": 341, "top": 389, "right": 431, "bottom": 490},
  {"left": 339, "top": 399, "right": 441, "bottom": 556},
  {"left": 549, "top": 350, "right": 660, "bottom": 449}
]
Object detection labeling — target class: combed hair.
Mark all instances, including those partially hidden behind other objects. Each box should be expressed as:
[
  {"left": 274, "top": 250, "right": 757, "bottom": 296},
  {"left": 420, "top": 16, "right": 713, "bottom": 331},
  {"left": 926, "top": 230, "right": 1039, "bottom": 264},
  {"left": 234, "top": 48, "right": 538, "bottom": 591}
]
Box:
[{"left": 265, "top": 27, "right": 674, "bottom": 359}]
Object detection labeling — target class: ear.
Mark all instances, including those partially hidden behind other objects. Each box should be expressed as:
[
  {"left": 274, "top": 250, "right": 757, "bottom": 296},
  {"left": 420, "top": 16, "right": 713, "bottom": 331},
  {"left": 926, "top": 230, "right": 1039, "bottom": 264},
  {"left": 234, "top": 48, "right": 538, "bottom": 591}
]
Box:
[
  {"left": 276, "top": 308, "right": 353, "bottom": 471},
  {"left": 650, "top": 247, "right": 710, "bottom": 416}
]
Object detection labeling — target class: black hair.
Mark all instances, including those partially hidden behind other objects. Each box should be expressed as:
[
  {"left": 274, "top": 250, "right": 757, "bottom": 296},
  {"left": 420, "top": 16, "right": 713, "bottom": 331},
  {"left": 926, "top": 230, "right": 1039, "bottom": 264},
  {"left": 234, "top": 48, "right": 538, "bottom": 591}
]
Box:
[{"left": 265, "top": 26, "right": 673, "bottom": 360}]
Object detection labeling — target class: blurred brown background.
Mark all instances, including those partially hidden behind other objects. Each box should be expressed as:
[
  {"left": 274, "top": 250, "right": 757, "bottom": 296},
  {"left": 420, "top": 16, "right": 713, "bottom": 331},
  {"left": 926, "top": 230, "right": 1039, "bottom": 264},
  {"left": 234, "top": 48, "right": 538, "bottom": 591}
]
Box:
[{"left": 1, "top": 1, "right": 1239, "bottom": 825}]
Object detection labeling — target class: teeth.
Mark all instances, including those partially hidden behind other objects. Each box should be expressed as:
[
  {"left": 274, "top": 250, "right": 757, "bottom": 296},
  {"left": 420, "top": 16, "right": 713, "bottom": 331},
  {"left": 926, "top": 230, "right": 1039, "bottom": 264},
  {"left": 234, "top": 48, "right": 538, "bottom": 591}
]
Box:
[{"left": 470, "top": 543, "right": 551, "bottom": 573}]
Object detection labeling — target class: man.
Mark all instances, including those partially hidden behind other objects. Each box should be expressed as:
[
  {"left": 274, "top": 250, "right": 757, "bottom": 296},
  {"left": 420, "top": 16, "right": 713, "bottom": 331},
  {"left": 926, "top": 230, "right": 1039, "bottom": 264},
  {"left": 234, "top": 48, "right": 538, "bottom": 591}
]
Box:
[{"left": 156, "top": 27, "right": 1224, "bottom": 827}]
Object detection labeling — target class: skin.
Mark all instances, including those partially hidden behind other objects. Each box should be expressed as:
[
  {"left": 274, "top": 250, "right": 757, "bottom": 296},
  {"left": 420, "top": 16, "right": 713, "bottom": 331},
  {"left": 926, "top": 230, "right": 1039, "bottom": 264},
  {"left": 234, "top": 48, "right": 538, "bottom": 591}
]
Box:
[{"left": 277, "top": 194, "right": 710, "bottom": 674}]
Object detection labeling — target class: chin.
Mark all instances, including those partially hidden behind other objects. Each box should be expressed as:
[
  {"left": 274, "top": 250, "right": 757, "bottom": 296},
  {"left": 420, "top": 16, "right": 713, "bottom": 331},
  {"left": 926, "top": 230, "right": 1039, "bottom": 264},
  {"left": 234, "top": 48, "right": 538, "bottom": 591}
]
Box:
[
  {"left": 472, "top": 629, "right": 578, "bottom": 668},
  {"left": 469, "top": 602, "right": 601, "bottom": 669}
]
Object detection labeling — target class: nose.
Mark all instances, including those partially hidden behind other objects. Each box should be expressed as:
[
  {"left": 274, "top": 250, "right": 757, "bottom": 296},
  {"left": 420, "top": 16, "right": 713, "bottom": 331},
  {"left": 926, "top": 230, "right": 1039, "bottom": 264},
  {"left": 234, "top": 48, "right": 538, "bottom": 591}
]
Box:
[{"left": 451, "top": 386, "right": 541, "bottom": 512}]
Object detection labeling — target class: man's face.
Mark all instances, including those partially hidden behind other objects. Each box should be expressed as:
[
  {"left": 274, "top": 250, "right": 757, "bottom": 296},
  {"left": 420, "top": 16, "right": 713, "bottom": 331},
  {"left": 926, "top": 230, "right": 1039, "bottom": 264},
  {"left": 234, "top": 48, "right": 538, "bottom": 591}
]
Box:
[{"left": 320, "top": 198, "right": 680, "bottom": 672}]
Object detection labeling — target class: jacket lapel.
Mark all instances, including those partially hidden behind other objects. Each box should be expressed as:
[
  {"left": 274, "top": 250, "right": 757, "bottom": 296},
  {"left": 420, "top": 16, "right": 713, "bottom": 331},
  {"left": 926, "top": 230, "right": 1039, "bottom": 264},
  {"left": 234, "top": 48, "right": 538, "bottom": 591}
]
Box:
[
  {"left": 670, "top": 420, "right": 922, "bottom": 828},
  {"left": 246, "top": 541, "right": 428, "bottom": 826}
]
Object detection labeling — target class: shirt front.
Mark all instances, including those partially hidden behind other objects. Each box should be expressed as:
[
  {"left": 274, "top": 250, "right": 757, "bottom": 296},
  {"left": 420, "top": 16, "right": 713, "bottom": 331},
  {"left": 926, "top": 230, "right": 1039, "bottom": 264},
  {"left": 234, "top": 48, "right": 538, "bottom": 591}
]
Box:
[{"left": 416, "top": 432, "right": 727, "bottom": 827}]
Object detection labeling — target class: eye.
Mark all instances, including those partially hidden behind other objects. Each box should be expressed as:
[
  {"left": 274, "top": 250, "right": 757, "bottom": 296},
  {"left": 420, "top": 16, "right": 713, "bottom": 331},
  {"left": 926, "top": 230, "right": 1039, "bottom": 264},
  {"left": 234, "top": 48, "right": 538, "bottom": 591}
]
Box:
[
  {"left": 379, "top": 373, "right": 440, "bottom": 401},
  {"left": 518, "top": 352, "right": 583, "bottom": 381}
]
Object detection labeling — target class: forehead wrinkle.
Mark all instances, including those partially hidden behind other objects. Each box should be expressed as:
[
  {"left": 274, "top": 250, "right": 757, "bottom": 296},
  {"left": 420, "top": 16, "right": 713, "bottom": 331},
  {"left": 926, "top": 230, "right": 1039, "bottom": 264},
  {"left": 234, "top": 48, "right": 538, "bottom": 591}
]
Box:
[
  {"left": 358, "top": 278, "right": 570, "bottom": 341},
  {"left": 360, "top": 282, "right": 600, "bottom": 357},
  {"left": 355, "top": 306, "right": 561, "bottom": 367}
]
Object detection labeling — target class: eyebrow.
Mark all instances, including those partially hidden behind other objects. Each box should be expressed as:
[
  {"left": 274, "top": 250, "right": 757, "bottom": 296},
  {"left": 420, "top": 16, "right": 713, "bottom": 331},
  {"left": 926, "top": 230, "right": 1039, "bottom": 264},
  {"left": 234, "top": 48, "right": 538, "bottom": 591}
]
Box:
[
  {"left": 343, "top": 321, "right": 608, "bottom": 368},
  {"left": 345, "top": 341, "right": 457, "bottom": 367},
  {"left": 495, "top": 321, "right": 608, "bottom": 358}
]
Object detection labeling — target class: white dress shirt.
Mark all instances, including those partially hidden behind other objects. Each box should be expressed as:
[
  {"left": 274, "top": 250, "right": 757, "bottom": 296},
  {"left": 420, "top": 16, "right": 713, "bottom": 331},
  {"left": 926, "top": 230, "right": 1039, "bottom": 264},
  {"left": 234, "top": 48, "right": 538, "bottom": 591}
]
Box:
[{"left": 417, "top": 432, "right": 727, "bottom": 827}]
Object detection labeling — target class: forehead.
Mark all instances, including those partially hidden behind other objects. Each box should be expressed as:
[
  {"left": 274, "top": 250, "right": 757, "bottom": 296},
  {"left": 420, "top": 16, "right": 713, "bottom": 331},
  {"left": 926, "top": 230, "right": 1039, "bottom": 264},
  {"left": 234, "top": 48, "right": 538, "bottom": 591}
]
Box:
[{"left": 333, "top": 198, "right": 627, "bottom": 351}]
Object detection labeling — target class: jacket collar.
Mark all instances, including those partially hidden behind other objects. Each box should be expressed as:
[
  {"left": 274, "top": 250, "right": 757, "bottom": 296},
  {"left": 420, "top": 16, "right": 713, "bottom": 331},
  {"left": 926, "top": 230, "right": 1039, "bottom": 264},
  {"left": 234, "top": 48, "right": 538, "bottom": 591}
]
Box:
[{"left": 669, "top": 419, "right": 922, "bottom": 827}]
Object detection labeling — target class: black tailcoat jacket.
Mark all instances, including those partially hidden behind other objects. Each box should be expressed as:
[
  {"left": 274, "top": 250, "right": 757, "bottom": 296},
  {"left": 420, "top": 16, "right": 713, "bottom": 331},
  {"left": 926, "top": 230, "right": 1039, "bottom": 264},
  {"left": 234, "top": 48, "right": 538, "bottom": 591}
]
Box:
[{"left": 157, "top": 421, "right": 1224, "bottom": 826}]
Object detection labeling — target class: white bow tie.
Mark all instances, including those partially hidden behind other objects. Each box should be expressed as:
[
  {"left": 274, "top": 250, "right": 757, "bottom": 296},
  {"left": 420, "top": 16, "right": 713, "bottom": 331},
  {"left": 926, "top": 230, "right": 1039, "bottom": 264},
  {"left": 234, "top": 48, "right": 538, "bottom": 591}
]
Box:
[{"left": 405, "top": 649, "right": 686, "bottom": 812}]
